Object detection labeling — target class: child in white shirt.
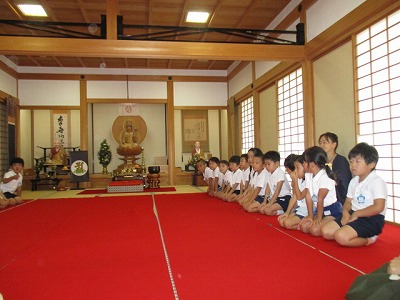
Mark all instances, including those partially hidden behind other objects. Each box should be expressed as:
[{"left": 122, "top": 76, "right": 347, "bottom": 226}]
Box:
[
  {"left": 259, "top": 151, "right": 292, "bottom": 216},
  {"left": 0, "top": 157, "right": 25, "bottom": 207},
  {"left": 321, "top": 143, "right": 387, "bottom": 247}
]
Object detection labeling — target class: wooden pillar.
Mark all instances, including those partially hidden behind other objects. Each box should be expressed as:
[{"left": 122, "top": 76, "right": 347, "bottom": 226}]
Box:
[
  {"left": 302, "top": 59, "right": 315, "bottom": 148},
  {"left": 79, "top": 79, "right": 88, "bottom": 150},
  {"left": 227, "top": 97, "right": 235, "bottom": 158},
  {"left": 106, "top": 0, "right": 119, "bottom": 40},
  {"left": 166, "top": 79, "right": 175, "bottom": 185},
  {"left": 253, "top": 90, "right": 261, "bottom": 149}
]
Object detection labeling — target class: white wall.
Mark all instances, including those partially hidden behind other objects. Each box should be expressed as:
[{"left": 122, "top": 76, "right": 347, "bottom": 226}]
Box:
[
  {"left": 0, "top": 69, "right": 17, "bottom": 97},
  {"left": 19, "top": 110, "right": 32, "bottom": 168},
  {"left": 255, "top": 61, "right": 280, "bottom": 80},
  {"left": 18, "top": 80, "right": 80, "bottom": 106},
  {"left": 174, "top": 82, "right": 227, "bottom": 106},
  {"left": 307, "top": 0, "right": 366, "bottom": 41},
  {"left": 87, "top": 81, "right": 128, "bottom": 99},
  {"left": 228, "top": 64, "right": 252, "bottom": 98},
  {"left": 33, "top": 110, "right": 51, "bottom": 159},
  {"left": 259, "top": 86, "right": 277, "bottom": 152},
  {"left": 129, "top": 81, "right": 167, "bottom": 99},
  {"left": 313, "top": 41, "right": 356, "bottom": 156}
]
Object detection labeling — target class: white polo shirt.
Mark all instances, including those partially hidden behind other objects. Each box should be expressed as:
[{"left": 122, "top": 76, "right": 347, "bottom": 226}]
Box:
[
  {"left": 306, "top": 169, "right": 337, "bottom": 207},
  {"left": 0, "top": 170, "right": 23, "bottom": 194},
  {"left": 202, "top": 166, "right": 213, "bottom": 181},
  {"left": 255, "top": 168, "right": 268, "bottom": 196},
  {"left": 230, "top": 169, "right": 243, "bottom": 190},
  {"left": 266, "top": 167, "right": 292, "bottom": 198},
  {"left": 295, "top": 178, "right": 308, "bottom": 216},
  {"left": 347, "top": 170, "right": 387, "bottom": 216}
]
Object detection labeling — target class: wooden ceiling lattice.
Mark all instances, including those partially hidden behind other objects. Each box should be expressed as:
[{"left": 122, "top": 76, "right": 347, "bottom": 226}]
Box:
[{"left": 0, "top": 0, "right": 294, "bottom": 70}]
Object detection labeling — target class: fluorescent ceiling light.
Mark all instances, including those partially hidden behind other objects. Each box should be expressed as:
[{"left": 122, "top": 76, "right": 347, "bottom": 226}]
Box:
[
  {"left": 186, "top": 11, "right": 210, "bottom": 23},
  {"left": 17, "top": 4, "right": 47, "bottom": 17}
]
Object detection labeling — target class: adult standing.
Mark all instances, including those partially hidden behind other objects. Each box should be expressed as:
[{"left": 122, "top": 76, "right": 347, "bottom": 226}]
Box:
[{"left": 318, "top": 132, "right": 352, "bottom": 204}]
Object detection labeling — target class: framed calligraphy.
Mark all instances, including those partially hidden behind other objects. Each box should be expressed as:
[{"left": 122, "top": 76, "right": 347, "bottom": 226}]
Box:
[{"left": 181, "top": 110, "right": 209, "bottom": 152}]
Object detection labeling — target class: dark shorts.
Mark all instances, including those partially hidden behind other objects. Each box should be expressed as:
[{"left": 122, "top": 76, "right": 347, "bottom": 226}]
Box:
[
  {"left": 233, "top": 190, "right": 241, "bottom": 195},
  {"left": 274, "top": 195, "right": 292, "bottom": 212},
  {"left": 3, "top": 192, "right": 17, "bottom": 199},
  {"left": 323, "top": 201, "right": 342, "bottom": 218},
  {"left": 334, "top": 210, "right": 385, "bottom": 238},
  {"left": 255, "top": 195, "right": 264, "bottom": 203}
]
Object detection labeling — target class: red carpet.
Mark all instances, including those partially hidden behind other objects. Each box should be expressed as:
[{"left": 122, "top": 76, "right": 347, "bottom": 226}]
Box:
[
  {"left": 1, "top": 193, "right": 399, "bottom": 299},
  {"left": 77, "top": 186, "right": 176, "bottom": 194},
  {"left": 153, "top": 193, "right": 400, "bottom": 299},
  {"left": 0, "top": 197, "right": 174, "bottom": 300}
]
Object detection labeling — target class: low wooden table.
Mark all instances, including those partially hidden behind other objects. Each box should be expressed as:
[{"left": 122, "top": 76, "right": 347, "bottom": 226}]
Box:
[{"left": 30, "top": 177, "right": 61, "bottom": 191}]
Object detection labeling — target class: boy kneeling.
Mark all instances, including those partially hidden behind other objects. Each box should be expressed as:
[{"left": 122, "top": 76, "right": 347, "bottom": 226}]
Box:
[{"left": 321, "top": 143, "right": 387, "bottom": 247}]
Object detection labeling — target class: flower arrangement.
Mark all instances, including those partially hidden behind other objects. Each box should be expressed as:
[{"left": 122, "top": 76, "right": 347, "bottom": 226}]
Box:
[
  {"left": 98, "top": 139, "right": 112, "bottom": 166},
  {"left": 187, "top": 154, "right": 201, "bottom": 169}
]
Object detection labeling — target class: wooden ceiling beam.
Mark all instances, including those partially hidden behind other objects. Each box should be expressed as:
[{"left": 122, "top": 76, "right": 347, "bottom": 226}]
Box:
[{"left": 0, "top": 36, "right": 305, "bottom": 61}]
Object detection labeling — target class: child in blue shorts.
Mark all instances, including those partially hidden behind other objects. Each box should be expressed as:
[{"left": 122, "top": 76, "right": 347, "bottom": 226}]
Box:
[
  {"left": 321, "top": 143, "right": 387, "bottom": 247},
  {"left": 300, "top": 146, "right": 342, "bottom": 236},
  {"left": 279, "top": 155, "right": 312, "bottom": 230}
]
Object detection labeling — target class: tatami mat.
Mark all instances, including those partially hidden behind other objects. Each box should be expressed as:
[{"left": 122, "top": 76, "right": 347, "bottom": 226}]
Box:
[{"left": 22, "top": 185, "right": 208, "bottom": 200}]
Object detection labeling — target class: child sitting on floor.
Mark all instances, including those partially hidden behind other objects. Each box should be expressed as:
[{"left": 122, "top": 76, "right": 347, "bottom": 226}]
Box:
[
  {"left": 214, "top": 160, "right": 231, "bottom": 199},
  {"left": 196, "top": 159, "right": 213, "bottom": 194},
  {"left": 300, "top": 146, "right": 342, "bottom": 236},
  {"left": 278, "top": 155, "right": 311, "bottom": 230},
  {"left": 239, "top": 154, "right": 251, "bottom": 193},
  {"left": 258, "top": 151, "right": 292, "bottom": 216},
  {"left": 208, "top": 157, "right": 220, "bottom": 197},
  {"left": 0, "top": 157, "right": 25, "bottom": 207},
  {"left": 222, "top": 155, "right": 242, "bottom": 202},
  {"left": 241, "top": 152, "right": 269, "bottom": 213},
  {"left": 321, "top": 143, "right": 387, "bottom": 247},
  {"left": 236, "top": 148, "right": 263, "bottom": 205}
]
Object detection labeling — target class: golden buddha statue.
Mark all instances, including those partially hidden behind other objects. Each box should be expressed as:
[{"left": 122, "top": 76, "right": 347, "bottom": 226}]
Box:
[{"left": 113, "top": 118, "right": 146, "bottom": 176}]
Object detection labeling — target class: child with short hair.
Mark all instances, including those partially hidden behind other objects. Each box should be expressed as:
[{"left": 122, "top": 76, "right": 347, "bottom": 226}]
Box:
[
  {"left": 214, "top": 160, "right": 231, "bottom": 199},
  {"left": 278, "top": 155, "right": 311, "bottom": 230},
  {"left": 236, "top": 148, "right": 263, "bottom": 206},
  {"left": 241, "top": 153, "right": 269, "bottom": 212},
  {"left": 258, "top": 151, "right": 292, "bottom": 216},
  {"left": 208, "top": 157, "right": 220, "bottom": 196},
  {"left": 321, "top": 143, "right": 387, "bottom": 247},
  {"left": 300, "top": 146, "right": 342, "bottom": 236},
  {"left": 231, "top": 154, "right": 250, "bottom": 202},
  {"left": 240, "top": 154, "right": 251, "bottom": 192},
  {"left": 196, "top": 159, "right": 213, "bottom": 194},
  {"left": 223, "top": 155, "right": 242, "bottom": 202},
  {"left": 0, "top": 157, "right": 25, "bottom": 206}
]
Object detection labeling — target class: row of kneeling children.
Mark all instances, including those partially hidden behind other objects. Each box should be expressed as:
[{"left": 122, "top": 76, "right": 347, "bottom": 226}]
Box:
[{"left": 196, "top": 142, "right": 387, "bottom": 248}]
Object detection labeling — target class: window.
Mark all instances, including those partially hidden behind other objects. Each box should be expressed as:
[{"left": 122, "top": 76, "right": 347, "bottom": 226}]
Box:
[
  {"left": 277, "top": 68, "right": 305, "bottom": 164},
  {"left": 241, "top": 96, "right": 254, "bottom": 154},
  {"left": 355, "top": 9, "right": 400, "bottom": 223}
]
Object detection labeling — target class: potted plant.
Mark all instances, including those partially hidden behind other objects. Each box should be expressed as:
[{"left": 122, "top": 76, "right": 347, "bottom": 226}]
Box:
[
  {"left": 34, "top": 157, "right": 45, "bottom": 180},
  {"left": 98, "top": 139, "right": 112, "bottom": 174}
]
